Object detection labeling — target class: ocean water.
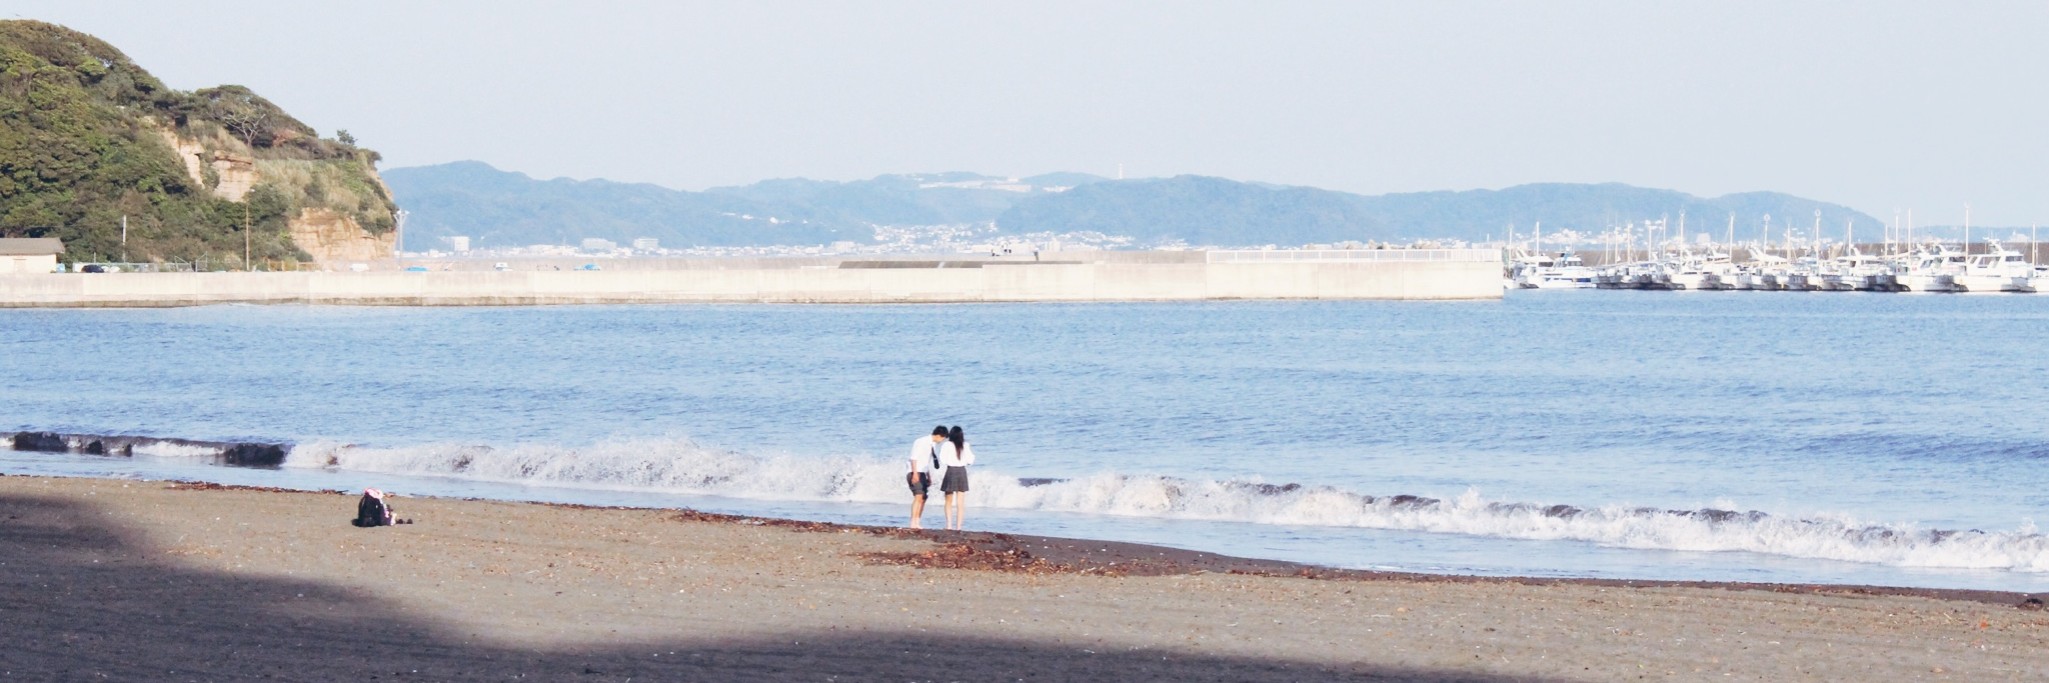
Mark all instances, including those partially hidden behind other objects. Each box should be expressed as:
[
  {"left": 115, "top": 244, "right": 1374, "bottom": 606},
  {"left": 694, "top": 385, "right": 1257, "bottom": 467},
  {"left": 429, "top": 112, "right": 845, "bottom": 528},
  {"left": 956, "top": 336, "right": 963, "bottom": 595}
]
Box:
[{"left": 4, "top": 292, "right": 2049, "bottom": 591}]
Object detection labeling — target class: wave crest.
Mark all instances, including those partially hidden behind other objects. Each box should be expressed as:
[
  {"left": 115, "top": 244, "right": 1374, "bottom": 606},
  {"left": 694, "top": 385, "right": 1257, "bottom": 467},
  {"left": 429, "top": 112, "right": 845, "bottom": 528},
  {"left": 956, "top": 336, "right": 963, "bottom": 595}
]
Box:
[{"left": 281, "top": 438, "right": 2049, "bottom": 573}]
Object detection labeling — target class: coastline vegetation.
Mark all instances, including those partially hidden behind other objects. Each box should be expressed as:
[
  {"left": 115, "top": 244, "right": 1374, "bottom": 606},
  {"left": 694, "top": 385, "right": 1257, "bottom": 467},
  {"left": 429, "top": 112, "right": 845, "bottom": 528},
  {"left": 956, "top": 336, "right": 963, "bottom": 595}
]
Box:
[{"left": 0, "top": 20, "right": 393, "bottom": 265}]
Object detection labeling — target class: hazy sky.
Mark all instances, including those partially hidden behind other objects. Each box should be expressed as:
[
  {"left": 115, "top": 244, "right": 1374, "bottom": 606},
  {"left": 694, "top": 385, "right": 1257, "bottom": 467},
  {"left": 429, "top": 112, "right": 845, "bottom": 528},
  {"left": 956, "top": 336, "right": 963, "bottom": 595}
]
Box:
[{"left": 16, "top": 1, "right": 2049, "bottom": 223}]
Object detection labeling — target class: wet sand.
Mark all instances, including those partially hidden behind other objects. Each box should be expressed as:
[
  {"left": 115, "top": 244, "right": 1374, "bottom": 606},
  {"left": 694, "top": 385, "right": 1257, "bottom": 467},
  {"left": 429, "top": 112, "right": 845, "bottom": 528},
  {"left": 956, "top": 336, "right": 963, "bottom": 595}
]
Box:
[{"left": 2, "top": 474, "right": 2045, "bottom": 682}]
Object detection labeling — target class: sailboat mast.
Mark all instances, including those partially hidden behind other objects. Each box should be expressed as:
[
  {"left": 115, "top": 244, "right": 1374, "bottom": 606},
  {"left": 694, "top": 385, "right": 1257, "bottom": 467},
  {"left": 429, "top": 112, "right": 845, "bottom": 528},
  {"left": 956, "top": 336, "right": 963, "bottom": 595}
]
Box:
[
  {"left": 1812, "top": 210, "right": 1823, "bottom": 259},
  {"left": 1890, "top": 209, "right": 1900, "bottom": 255},
  {"left": 1726, "top": 212, "right": 1735, "bottom": 260}
]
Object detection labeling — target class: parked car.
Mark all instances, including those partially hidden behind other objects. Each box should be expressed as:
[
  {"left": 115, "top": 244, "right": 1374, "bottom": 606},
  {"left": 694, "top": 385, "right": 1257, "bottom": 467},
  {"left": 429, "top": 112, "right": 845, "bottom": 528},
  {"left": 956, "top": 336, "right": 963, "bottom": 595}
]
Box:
[{"left": 494, "top": 262, "right": 511, "bottom": 271}]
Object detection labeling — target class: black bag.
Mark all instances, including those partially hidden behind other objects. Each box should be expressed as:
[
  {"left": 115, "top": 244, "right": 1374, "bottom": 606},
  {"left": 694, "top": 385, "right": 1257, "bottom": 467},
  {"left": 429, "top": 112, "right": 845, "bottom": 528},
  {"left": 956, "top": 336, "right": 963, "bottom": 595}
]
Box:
[{"left": 353, "top": 494, "right": 389, "bottom": 527}]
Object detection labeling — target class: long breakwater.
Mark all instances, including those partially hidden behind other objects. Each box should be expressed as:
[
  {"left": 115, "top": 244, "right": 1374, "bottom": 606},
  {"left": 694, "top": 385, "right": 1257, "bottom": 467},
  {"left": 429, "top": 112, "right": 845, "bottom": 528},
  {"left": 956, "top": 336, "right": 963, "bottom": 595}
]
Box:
[{"left": 0, "top": 251, "right": 1502, "bottom": 306}]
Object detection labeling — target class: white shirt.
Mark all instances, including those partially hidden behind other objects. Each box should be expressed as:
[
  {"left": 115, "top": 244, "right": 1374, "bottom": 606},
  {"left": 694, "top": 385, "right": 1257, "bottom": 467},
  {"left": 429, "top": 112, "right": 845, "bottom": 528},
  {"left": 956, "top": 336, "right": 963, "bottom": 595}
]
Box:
[
  {"left": 939, "top": 442, "right": 975, "bottom": 468},
  {"left": 909, "top": 437, "right": 938, "bottom": 474}
]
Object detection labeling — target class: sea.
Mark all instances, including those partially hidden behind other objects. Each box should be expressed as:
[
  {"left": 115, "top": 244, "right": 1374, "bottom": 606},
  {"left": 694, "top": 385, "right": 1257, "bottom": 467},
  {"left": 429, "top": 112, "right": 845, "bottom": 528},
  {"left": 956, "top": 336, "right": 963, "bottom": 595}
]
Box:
[{"left": 4, "top": 291, "right": 2048, "bottom": 592}]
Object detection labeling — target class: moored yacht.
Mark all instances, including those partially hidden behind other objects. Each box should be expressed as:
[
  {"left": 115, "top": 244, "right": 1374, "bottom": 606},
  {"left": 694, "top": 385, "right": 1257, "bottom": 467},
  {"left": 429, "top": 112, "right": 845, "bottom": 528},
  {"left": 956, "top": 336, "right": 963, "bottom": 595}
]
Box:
[
  {"left": 1955, "top": 241, "right": 2035, "bottom": 293},
  {"left": 1511, "top": 249, "right": 1598, "bottom": 289},
  {"left": 1894, "top": 244, "right": 1964, "bottom": 293}
]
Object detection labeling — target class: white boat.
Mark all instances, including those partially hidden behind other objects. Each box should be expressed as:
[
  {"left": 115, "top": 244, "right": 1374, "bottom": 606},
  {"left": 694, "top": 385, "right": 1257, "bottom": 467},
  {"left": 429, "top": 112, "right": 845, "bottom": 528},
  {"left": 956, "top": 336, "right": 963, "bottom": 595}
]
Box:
[
  {"left": 1512, "top": 250, "right": 1598, "bottom": 289},
  {"left": 1832, "top": 249, "right": 1900, "bottom": 291},
  {"left": 1740, "top": 245, "right": 1791, "bottom": 291},
  {"left": 1955, "top": 241, "right": 2035, "bottom": 293},
  {"left": 1894, "top": 244, "right": 1964, "bottom": 293}
]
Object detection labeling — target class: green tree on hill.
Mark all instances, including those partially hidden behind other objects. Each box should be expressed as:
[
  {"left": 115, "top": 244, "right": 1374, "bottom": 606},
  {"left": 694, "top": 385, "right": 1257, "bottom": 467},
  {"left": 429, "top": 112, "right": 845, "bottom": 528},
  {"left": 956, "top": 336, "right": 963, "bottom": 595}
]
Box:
[{"left": 0, "top": 19, "right": 394, "bottom": 266}]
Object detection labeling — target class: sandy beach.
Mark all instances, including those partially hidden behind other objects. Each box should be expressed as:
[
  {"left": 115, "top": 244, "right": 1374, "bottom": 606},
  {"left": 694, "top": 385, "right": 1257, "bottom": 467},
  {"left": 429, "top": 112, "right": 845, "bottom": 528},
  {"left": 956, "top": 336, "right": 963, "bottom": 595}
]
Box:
[{"left": 2, "top": 475, "right": 2044, "bottom": 682}]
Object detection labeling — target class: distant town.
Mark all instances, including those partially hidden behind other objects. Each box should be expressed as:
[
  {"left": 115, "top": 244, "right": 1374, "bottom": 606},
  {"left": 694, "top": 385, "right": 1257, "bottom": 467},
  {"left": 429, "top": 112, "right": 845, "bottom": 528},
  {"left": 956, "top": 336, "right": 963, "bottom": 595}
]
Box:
[{"left": 405, "top": 223, "right": 1485, "bottom": 261}]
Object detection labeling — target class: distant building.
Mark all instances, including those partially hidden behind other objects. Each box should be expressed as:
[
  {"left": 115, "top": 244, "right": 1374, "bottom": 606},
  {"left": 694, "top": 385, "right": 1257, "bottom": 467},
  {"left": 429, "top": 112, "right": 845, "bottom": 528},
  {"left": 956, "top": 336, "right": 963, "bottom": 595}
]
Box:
[
  {"left": 580, "top": 238, "right": 617, "bottom": 251},
  {"left": 0, "top": 238, "right": 64, "bottom": 274},
  {"left": 445, "top": 236, "right": 471, "bottom": 252},
  {"left": 632, "top": 237, "right": 659, "bottom": 251}
]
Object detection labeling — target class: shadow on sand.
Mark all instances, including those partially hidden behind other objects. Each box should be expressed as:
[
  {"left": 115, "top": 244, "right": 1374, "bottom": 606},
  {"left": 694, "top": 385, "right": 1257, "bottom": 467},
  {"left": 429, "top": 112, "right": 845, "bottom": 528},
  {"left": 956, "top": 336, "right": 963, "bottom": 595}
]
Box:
[{"left": 0, "top": 491, "right": 1564, "bottom": 682}]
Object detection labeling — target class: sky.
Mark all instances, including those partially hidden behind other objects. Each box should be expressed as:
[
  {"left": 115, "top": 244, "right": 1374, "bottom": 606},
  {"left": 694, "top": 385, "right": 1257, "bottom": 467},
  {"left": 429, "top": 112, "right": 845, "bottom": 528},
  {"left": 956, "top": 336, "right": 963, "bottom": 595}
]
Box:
[{"left": 14, "top": 1, "right": 2049, "bottom": 224}]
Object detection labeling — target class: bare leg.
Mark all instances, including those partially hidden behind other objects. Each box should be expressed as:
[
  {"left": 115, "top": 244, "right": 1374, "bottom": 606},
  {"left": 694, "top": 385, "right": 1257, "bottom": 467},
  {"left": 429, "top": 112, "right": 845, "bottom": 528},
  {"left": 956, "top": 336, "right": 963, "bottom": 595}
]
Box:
[
  {"left": 955, "top": 493, "right": 965, "bottom": 531},
  {"left": 910, "top": 494, "right": 926, "bottom": 529}
]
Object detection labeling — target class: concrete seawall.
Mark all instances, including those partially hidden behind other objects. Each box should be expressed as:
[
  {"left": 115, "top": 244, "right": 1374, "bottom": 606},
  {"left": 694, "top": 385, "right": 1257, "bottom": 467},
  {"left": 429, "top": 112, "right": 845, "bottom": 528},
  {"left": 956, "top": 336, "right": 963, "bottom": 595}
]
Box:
[{"left": 0, "top": 253, "right": 1503, "bottom": 307}]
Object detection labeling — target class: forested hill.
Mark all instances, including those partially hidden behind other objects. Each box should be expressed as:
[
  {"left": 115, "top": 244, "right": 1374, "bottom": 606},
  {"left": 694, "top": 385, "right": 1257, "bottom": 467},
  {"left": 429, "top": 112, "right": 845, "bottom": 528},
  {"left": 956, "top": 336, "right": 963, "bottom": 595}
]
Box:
[
  {"left": 388, "top": 160, "right": 1880, "bottom": 250},
  {"left": 381, "top": 162, "right": 1101, "bottom": 250},
  {"left": 995, "top": 177, "right": 1885, "bottom": 246},
  {"left": 0, "top": 20, "right": 394, "bottom": 264}
]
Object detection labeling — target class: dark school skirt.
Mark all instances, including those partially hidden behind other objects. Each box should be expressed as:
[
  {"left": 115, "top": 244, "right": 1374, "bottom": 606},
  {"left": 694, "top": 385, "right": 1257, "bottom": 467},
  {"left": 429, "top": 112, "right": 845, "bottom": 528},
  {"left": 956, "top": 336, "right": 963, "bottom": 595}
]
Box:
[{"left": 941, "top": 466, "right": 969, "bottom": 493}]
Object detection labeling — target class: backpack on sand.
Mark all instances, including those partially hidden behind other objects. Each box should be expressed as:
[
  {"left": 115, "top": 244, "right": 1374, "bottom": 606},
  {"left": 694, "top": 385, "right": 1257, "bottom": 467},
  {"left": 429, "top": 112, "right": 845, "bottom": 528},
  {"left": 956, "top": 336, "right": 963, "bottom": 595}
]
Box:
[{"left": 353, "top": 493, "right": 389, "bottom": 527}]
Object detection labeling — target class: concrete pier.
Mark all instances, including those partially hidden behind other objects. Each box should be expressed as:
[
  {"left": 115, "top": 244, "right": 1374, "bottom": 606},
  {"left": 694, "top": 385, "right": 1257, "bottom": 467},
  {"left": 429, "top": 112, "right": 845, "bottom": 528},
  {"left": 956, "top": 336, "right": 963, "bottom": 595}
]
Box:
[{"left": 0, "top": 250, "right": 1503, "bottom": 307}]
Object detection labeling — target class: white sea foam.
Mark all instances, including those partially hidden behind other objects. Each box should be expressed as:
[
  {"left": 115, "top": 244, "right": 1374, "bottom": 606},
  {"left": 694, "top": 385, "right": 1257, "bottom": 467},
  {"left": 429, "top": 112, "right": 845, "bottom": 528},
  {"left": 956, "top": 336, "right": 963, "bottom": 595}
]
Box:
[
  {"left": 130, "top": 442, "right": 226, "bottom": 458},
  {"left": 283, "top": 438, "right": 2049, "bottom": 573}
]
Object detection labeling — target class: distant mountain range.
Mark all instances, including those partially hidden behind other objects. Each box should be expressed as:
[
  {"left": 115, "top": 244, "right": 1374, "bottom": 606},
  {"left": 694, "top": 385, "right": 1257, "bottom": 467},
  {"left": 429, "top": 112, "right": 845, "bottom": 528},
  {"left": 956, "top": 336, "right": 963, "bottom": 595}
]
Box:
[{"left": 383, "top": 161, "right": 1883, "bottom": 251}]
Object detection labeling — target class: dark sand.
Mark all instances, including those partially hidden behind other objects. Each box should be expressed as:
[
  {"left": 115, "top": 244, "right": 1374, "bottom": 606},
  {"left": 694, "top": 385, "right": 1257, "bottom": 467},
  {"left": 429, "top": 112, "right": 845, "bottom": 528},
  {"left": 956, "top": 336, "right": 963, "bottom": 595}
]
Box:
[{"left": 3, "top": 475, "right": 2045, "bottom": 681}]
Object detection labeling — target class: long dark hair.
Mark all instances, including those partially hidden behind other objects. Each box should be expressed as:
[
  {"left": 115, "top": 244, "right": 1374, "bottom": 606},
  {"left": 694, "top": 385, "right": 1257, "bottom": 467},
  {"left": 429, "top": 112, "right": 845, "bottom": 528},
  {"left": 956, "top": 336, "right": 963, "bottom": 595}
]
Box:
[{"left": 947, "top": 425, "right": 965, "bottom": 457}]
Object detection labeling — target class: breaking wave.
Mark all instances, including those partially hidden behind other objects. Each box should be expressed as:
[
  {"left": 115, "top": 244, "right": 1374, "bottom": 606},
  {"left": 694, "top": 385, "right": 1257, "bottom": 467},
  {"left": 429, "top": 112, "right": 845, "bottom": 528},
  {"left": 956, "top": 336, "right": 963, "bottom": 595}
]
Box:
[{"left": 283, "top": 437, "right": 2049, "bottom": 573}]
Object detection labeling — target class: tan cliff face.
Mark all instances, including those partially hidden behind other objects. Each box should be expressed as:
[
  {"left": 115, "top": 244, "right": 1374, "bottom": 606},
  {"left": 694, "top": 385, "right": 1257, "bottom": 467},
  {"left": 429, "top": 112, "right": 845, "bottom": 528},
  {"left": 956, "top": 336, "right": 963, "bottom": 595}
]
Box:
[
  {"left": 154, "top": 127, "right": 256, "bottom": 202},
  {"left": 208, "top": 152, "right": 258, "bottom": 202},
  {"left": 154, "top": 124, "right": 395, "bottom": 263},
  {"left": 289, "top": 208, "right": 396, "bottom": 264},
  {"left": 156, "top": 129, "right": 207, "bottom": 191}
]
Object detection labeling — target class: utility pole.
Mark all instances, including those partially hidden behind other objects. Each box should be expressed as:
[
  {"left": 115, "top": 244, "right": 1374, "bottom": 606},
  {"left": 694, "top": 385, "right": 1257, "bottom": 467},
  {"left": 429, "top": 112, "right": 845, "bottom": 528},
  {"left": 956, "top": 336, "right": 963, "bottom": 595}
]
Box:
[
  {"left": 393, "top": 209, "right": 409, "bottom": 266},
  {"left": 243, "top": 201, "right": 252, "bottom": 270},
  {"left": 120, "top": 214, "right": 127, "bottom": 263}
]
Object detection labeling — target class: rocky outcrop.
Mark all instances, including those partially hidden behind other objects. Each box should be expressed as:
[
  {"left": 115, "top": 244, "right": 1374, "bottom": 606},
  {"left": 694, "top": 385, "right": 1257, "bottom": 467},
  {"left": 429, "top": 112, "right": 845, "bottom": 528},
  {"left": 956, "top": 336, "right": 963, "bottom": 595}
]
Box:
[
  {"left": 289, "top": 208, "right": 395, "bottom": 264},
  {"left": 153, "top": 123, "right": 394, "bottom": 263},
  {"left": 152, "top": 126, "right": 263, "bottom": 203},
  {"left": 157, "top": 129, "right": 209, "bottom": 190},
  {"left": 208, "top": 152, "right": 258, "bottom": 202}
]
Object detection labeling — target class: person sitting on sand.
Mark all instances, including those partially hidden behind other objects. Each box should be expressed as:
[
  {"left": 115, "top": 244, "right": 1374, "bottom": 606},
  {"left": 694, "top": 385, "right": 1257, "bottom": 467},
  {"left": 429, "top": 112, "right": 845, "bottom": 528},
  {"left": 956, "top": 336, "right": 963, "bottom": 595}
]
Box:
[
  {"left": 940, "top": 425, "right": 976, "bottom": 530},
  {"left": 907, "top": 425, "right": 948, "bottom": 528},
  {"left": 351, "top": 488, "right": 412, "bottom": 527}
]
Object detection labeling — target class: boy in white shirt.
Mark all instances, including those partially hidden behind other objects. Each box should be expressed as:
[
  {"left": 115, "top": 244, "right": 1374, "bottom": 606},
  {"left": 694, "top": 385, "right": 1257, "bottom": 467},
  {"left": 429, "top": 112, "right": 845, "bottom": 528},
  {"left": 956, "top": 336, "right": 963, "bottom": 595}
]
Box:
[{"left": 907, "top": 426, "right": 947, "bottom": 528}]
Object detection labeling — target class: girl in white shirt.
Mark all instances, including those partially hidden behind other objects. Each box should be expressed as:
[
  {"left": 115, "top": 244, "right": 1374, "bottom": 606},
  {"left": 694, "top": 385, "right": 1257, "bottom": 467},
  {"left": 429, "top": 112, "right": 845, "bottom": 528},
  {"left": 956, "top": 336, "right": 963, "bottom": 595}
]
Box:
[{"left": 939, "top": 425, "right": 976, "bottom": 530}]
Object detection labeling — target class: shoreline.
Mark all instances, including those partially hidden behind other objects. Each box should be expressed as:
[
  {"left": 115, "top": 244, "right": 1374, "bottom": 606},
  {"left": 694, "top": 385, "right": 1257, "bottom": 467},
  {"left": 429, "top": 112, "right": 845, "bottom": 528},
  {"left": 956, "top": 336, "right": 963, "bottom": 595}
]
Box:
[
  {"left": 6, "top": 473, "right": 2047, "bottom": 681},
  {"left": 6, "top": 432, "right": 2046, "bottom": 597},
  {"left": 41, "top": 474, "right": 2049, "bottom": 608}
]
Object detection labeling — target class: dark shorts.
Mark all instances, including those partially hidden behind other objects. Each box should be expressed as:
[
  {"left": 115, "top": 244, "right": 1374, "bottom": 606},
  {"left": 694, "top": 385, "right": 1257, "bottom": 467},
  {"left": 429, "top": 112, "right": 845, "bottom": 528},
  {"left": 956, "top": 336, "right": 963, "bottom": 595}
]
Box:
[
  {"left": 907, "top": 471, "right": 931, "bottom": 496},
  {"left": 941, "top": 466, "right": 969, "bottom": 493}
]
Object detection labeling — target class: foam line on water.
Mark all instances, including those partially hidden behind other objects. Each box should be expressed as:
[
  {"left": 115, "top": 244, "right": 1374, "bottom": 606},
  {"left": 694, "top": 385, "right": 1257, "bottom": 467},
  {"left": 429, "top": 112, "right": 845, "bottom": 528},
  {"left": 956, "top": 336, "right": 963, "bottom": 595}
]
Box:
[{"left": 282, "top": 438, "right": 2049, "bottom": 573}]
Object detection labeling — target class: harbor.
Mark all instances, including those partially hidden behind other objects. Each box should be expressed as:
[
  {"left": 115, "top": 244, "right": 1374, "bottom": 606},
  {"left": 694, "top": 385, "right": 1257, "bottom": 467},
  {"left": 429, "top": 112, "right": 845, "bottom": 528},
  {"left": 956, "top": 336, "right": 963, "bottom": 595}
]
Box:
[{"left": 1508, "top": 214, "right": 2049, "bottom": 293}]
